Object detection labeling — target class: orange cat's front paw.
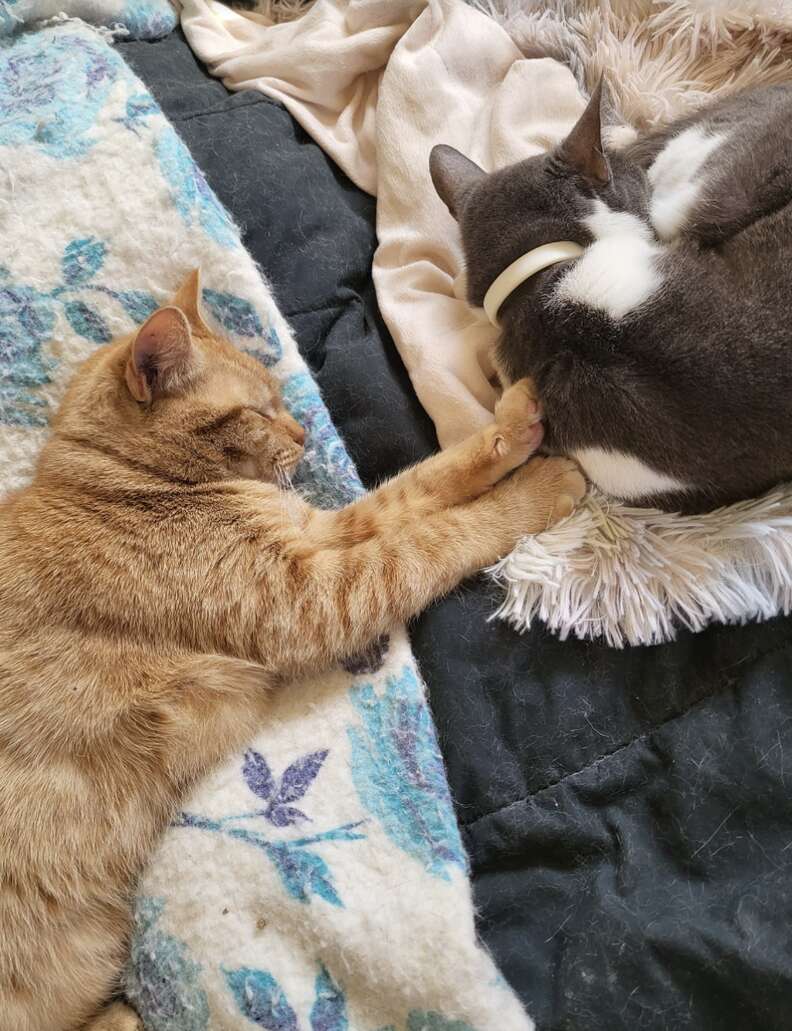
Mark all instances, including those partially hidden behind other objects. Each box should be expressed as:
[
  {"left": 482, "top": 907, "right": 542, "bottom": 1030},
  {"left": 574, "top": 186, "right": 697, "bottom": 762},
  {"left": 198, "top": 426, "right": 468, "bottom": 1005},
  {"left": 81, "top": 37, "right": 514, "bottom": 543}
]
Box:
[
  {"left": 85, "top": 1003, "right": 144, "bottom": 1031},
  {"left": 493, "top": 455, "right": 586, "bottom": 541},
  {"left": 493, "top": 378, "right": 543, "bottom": 464},
  {"left": 545, "top": 458, "right": 587, "bottom": 524}
]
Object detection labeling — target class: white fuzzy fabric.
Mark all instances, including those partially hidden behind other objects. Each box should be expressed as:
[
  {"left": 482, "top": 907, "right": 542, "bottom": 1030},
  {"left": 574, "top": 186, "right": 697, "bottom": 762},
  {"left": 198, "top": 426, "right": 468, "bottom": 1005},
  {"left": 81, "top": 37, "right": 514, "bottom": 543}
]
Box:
[
  {"left": 492, "top": 491, "right": 792, "bottom": 648},
  {"left": 0, "top": 21, "right": 531, "bottom": 1031}
]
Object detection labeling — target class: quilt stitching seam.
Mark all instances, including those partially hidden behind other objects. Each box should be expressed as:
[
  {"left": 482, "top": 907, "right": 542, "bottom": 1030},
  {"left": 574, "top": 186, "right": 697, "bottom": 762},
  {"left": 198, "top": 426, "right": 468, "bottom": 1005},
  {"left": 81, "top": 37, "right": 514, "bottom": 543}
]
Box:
[
  {"left": 168, "top": 96, "right": 283, "bottom": 125},
  {"left": 460, "top": 636, "right": 792, "bottom": 831}
]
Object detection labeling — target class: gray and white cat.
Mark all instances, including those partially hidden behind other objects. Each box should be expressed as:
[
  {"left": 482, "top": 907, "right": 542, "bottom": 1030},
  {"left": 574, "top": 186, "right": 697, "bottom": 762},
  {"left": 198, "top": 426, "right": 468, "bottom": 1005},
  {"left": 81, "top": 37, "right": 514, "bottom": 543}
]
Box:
[{"left": 430, "top": 80, "right": 792, "bottom": 513}]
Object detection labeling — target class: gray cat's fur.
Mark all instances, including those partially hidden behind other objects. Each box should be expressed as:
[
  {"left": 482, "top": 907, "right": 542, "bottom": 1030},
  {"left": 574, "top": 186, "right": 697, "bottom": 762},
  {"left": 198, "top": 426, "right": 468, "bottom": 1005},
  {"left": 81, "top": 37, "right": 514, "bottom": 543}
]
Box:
[{"left": 431, "top": 81, "right": 792, "bottom": 513}]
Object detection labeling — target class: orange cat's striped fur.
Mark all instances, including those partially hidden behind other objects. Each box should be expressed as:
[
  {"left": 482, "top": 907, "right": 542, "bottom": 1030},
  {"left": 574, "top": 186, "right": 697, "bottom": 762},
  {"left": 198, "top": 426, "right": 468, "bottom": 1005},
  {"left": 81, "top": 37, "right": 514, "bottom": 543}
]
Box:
[{"left": 0, "top": 271, "right": 584, "bottom": 1031}]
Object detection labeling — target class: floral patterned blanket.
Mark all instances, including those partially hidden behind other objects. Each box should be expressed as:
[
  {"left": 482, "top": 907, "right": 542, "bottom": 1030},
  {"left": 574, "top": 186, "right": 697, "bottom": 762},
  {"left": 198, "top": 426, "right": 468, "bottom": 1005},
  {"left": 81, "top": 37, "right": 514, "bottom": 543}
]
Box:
[{"left": 0, "top": 18, "right": 533, "bottom": 1031}]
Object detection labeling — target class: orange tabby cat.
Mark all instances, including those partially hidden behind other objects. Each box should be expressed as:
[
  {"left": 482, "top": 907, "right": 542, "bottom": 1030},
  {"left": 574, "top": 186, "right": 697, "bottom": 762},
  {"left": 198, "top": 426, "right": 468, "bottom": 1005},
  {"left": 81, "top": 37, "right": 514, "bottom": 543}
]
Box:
[{"left": 0, "top": 270, "right": 584, "bottom": 1031}]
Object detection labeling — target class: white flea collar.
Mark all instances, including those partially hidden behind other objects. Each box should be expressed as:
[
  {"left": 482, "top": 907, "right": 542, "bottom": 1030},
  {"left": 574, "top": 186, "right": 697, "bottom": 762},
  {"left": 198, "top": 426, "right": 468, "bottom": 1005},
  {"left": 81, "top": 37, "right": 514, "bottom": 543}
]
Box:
[{"left": 483, "top": 240, "right": 585, "bottom": 327}]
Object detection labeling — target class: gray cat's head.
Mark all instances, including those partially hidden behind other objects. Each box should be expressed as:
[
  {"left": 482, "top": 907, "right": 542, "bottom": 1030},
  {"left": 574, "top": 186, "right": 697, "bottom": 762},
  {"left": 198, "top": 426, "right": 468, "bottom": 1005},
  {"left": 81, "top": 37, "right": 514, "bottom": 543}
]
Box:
[{"left": 430, "top": 81, "right": 648, "bottom": 308}]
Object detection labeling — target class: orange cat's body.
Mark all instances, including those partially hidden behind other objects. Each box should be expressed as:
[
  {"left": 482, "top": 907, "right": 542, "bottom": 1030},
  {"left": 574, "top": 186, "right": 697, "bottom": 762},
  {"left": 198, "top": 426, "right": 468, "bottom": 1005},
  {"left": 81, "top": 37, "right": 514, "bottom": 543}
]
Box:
[{"left": 0, "top": 272, "right": 584, "bottom": 1031}]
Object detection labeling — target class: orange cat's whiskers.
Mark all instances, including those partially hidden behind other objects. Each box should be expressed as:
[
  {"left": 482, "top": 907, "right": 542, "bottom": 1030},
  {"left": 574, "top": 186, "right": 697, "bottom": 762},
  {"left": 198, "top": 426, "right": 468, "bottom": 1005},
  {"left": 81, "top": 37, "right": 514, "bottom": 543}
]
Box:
[{"left": 275, "top": 464, "right": 293, "bottom": 491}]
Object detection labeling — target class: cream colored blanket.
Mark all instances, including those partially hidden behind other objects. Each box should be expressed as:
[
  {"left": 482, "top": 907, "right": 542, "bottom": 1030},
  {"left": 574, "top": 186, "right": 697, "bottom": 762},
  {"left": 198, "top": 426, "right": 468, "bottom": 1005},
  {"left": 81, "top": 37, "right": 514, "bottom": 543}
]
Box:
[
  {"left": 179, "top": 0, "right": 792, "bottom": 647},
  {"left": 178, "top": 0, "right": 598, "bottom": 447}
]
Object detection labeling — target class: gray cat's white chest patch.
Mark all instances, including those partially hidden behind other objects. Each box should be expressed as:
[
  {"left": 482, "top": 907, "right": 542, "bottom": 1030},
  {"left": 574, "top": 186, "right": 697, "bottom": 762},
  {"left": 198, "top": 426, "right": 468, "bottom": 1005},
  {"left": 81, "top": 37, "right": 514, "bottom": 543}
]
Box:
[
  {"left": 648, "top": 126, "right": 728, "bottom": 240},
  {"left": 573, "top": 446, "right": 690, "bottom": 500},
  {"left": 553, "top": 200, "right": 663, "bottom": 319}
]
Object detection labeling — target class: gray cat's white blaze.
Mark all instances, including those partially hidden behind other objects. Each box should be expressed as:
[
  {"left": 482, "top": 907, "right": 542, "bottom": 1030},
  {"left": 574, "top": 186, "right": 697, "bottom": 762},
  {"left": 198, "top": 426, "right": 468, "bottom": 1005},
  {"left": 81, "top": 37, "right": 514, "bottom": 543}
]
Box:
[
  {"left": 553, "top": 200, "right": 662, "bottom": 319},
  {"left": 648, "top": 127, "right": 728, "bottom": 240},
  {"left": 573, "top": 446, "right": 690, "bottom": 500}
]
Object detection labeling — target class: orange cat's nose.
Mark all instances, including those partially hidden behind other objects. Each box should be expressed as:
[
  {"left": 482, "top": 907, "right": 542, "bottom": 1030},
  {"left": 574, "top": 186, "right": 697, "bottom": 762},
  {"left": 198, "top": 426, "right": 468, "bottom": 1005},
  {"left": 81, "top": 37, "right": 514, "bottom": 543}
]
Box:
[{"left": 280, "top": 413, "right": 306, "bottom": 446}]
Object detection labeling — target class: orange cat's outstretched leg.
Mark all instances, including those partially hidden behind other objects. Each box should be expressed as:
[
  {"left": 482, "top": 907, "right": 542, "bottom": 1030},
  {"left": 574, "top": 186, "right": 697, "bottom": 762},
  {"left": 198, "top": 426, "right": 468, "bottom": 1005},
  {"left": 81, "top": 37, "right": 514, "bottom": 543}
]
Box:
[
  {"left": 83, "top": 1002, "right": 143, "bottom": 1031},
  {"left": 267, "top": 455, "right": 586, "bottom": 676},
  {"left": 304, "top": 378, "right": 548, "bottom": 550}
]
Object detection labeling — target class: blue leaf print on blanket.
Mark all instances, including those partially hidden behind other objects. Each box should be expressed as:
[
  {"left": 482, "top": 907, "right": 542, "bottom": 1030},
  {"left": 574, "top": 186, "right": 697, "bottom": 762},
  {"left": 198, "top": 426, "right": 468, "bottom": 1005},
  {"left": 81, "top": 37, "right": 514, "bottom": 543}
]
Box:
[
  {"left": 269, "top": 843, "right": 341, "bottom": 907},
  {"left": 0, "top": 239, "right": 158, "bottom": 426},
  {"left": 125, "top": 897, "right": 210, "bottom": 1031},
  {"left": 119, "top": 0, "right": 177, "bottom": 40},
  {"left": 203, "top": 289, "right": 263, "bottom": 337},
  {"left": 225, "top": 964, "right": 349, "bottom": 1031},
  {"left": 348, "top": 666, "right": 466, "bottom": 881},
  {"left": 224, "top": 967, "right": 298, "bottom": 1031},
  {"left": 63, "top": 300, "right": 111, "bottom": 344},
  {"left": 119, "top": 91, "right": 161, "bottom": 134},
  {"left": 155, "top": 126, "right": 238, "bottom": 249},
  {"left": 0, "top": 277, "right": 55, "bottom": 426},
  {"left": 246, "top": 327, "right": 284, "bottom": 368},
  {"left": 200, "top": 290, "right": 282, "bottom": 368},
  {"left": 310, "top": 965, "right": 348, "bottom": 1031},
  {"left": 117, "top": 290, "right": 159, "bottom": 323},
  {"left": 62, "top": 237, "right": 106, "bottom": 285},
  {"left": 282, "top": 372, "right": 363, "bottom": 509},
  {"left": 0, "top": 35, "right": 115, "bottom": 157},
  {"left": 0, "top": 0, "right": 176, "bottom": 39}
]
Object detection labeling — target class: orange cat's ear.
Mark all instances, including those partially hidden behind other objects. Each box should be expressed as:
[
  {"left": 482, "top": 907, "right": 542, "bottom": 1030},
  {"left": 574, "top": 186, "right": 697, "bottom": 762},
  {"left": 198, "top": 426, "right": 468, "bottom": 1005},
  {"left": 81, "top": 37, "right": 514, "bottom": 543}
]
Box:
[
  {"left": 125, "top": 307, "right": 195, "bottom": 403},
  {"left": 172, "top": 268, "right": 211, "bottom": 335}
]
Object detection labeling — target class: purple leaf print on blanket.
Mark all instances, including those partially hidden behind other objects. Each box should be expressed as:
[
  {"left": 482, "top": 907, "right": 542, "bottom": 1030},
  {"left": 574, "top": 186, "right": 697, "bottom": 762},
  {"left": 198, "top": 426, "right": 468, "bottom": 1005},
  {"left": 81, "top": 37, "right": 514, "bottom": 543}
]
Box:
[
  {"left": 242, "top": 748, "right": 328, "bottom": 827},
  {"left": 267, "top": 805, "right": 308, "bottom": 829},
  {"left": 242, "top": 749, "right": 276, "bottom": 803},
  {"left": 176, "top": 748, "right": 364, "bottom": 907},
  {"left": 276, "top": 751, "right": 328, "bottom": 804}
]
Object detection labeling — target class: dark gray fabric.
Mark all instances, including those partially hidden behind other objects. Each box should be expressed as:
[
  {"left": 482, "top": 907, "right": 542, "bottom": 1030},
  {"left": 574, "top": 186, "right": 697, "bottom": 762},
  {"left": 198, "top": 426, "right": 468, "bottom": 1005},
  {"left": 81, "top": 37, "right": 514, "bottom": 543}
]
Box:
[{"left": 122, "top": 30, "right": 792, "bottom": 1031}]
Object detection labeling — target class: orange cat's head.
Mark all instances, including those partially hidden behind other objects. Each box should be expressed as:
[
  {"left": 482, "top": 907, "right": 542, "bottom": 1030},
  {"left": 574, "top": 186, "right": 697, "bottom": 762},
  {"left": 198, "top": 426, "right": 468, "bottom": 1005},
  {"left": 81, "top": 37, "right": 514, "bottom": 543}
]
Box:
[{"left": 53, "top": 269, "right": 305, "bottom": 486}]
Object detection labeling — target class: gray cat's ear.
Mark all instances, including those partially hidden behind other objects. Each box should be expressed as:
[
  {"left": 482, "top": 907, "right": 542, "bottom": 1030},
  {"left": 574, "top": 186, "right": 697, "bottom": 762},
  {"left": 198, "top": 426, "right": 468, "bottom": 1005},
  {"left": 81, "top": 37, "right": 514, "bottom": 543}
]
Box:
[
  {"left": 430, "top": 145, "right": 486, "bottom": 219},
  {"left": 556, "top": 77, "right": 610, "bottom": 186},
  {"left": 126, "top": 306, "right": 196, "bottom": 403}
]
